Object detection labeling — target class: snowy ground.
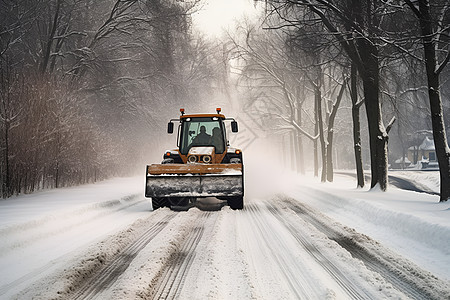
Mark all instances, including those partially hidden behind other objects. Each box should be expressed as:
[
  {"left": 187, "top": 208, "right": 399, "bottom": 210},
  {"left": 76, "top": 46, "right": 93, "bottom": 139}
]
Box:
[
  {"left": 0, "top": 168, "right": 449, "bottom": 299},
  {"left": 283, "top": 171, "right": 450, "bottom": 281},
  {"left": 389, "top": 170, "right": 441, "bottom": 193}
]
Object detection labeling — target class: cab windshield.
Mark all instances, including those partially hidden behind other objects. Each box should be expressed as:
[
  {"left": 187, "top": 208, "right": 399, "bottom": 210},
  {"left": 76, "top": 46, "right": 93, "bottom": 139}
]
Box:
[{"left": 180, "top": 117, "right": 225, "bottom": 154}]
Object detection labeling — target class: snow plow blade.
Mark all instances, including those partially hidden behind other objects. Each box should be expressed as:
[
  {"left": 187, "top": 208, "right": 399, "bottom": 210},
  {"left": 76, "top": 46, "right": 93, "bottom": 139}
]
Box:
[{"left": 145, "top": 164, "right": 243, "bottom": 198}]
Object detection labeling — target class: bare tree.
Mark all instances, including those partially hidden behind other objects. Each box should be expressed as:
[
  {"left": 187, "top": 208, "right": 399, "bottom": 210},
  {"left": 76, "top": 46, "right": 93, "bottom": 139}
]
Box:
[
  {"left": 233, "top": 22, "right": 350, "bottom": 179},
  {"left": 403, "top": 0, "right": 450, "bottom": 202},
  {"left": 234, "top": 27, "right": 315, "bottom": 173},
  {"left": 263, "top": 0, "right": 397, "bottom": 190}
]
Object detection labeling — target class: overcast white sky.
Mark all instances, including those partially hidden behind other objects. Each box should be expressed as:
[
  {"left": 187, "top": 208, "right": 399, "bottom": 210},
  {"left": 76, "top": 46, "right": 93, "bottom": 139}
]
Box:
[{"left": 192, "top": 0, "right": 260, "bottom": 37}]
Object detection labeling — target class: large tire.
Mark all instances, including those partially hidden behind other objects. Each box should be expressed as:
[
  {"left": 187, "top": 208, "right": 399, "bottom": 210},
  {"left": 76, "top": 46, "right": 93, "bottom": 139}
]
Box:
[
  {"left": 228, "top": 196, "right": 244, "bottom": 210},
  {"left": 152, "top": 197, "right": 170, "bottom": 210},
  {"left": 169, "top": 197, "right": 190, "bottom": 207}
]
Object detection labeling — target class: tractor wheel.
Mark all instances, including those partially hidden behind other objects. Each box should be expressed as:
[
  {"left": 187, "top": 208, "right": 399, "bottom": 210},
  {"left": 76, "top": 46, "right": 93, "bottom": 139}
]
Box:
[
  {"left": 169, "top": 197, "right": 190, "bottom": 207},
  {"left": 228, "top": 196, "right": 244, "bottom": 210},
  {"left": 152, "top": 197, "right": 170, "bottom": 210}
]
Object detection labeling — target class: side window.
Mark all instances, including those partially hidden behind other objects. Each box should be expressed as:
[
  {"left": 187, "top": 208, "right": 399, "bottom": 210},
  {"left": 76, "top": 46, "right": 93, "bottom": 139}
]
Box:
[
  {"left": 211, "top": 125, "right": 225, "bottom": 153},
  {"left": 187, "top": 122, "right": 197, "bottom": 144}
]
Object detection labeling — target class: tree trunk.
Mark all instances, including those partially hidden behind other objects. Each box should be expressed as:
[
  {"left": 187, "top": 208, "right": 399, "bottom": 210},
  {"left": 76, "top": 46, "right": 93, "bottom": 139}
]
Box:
[
  {"left": 1, "top": 64, "right": 12, "bottom": 198},
  {"left": 326, "top": 132, "right": 334, "bottom": 182},
  {"left": 290, "top": 131, "right": 296, "bottom": 171},
  {"left": 2, "top": 120, "right": 10, "bottom": 198},
  {"left": 417, "top": 0, "right": 450, "bottom": 201},
  {"left": 350, "top": 64, "right": 364, "bottom": 188},
  {"left": 293, "top": 132, "right": 299, "bottom": 173},
  {"left": 358, "top": 39, "right": 388, "bottom": 191},
  {"left": 315, "top": 86, "right": 327, "bottom": 182},
  {"left": 314, "top": 94, "right": 319, "bottom": 177},
  {"left": 296, "top": 133, "right": 305, "bottom": 174},
  {"left": 296, "top": 106, "right": 305, "bottom": 174},
  {"left": 326, "top": 76, "right": 347, "bottom": 182},
  {"left": 55, "top": 161, "right": 59, "bottom": 189}
]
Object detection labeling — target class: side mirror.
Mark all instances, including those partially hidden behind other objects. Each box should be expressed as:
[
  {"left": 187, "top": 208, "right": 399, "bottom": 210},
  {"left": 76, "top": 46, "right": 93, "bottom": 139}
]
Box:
[
  {"left": 168, "top": 122, "right": 174, "bottom": 134},
  {"left": 231, "top": 121, "right": 238, "bottom": 133}
]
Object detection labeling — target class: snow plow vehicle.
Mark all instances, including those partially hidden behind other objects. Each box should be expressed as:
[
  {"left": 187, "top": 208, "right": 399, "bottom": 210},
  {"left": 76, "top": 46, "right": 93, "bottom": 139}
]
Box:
[{"left": 145, "top": 108, "right": 244, "bottom": 210}]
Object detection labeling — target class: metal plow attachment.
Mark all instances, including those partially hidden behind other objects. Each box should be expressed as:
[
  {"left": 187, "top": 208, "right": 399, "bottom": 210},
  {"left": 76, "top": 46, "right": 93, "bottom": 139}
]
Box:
[{"left": 145, "top": 164, "right": 243, "bottom": 198}]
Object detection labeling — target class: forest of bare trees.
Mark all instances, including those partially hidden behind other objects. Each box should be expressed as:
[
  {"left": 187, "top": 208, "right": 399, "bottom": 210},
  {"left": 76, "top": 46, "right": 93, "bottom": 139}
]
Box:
[
  {"left": 0, "top": 0, "right": 228, "bottom": 197},
  {"left": 1, "top": 0, "right": 449, "bottom": 202},
  {"left": 228, "top": 0, "right": 449, "bottom": 201}
]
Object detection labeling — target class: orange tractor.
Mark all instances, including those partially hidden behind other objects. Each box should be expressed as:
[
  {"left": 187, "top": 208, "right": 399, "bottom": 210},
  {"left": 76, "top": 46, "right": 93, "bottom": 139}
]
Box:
[{"left": 145, "top": 108, "right": 244, "bottom": 210}]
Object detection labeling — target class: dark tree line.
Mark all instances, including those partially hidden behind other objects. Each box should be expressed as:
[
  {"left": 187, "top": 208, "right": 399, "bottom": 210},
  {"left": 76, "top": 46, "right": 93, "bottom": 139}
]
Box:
[{"left": 0, "top": 0, "right": 223, "bottom": 197}]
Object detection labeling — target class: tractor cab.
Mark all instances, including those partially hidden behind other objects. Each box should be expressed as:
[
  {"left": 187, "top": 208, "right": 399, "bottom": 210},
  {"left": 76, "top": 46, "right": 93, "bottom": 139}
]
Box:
[
  {"left": 168, "top": 108, "right": 238, "bottom": 158},
  {"left": 179, "top": 116, "right": 226, "bottom": 154}
]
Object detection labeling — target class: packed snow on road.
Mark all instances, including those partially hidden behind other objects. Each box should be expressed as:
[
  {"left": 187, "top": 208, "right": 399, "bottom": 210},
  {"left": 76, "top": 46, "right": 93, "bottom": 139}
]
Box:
[{"left": 0, "top": 165, "right": 449, "bottom": 299}]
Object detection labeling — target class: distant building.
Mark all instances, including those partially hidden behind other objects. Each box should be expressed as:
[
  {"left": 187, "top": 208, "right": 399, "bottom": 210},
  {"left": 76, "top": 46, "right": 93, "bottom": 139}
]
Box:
[{"left": 408, "top": 136, "right": 437, "bottom": 168}]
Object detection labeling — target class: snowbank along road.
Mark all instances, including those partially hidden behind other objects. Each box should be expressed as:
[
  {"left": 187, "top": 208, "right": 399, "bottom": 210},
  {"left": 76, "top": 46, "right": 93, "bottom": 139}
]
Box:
[{"left": 1, "top": 176, "right": 449, "bottom": 299}]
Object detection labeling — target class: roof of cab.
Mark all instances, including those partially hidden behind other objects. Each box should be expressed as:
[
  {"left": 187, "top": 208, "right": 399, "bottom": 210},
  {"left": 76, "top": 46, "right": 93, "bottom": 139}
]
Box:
[{"left": 180, "top": 113, "right": 225, "bottom": 120}]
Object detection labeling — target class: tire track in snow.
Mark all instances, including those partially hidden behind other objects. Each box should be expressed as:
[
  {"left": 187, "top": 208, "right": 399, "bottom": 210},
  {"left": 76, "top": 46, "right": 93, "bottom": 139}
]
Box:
[
  {"left": 0, "top": 194, "right": 147, "bottom": 298},
  {"left": 70, "top": 213, "right": 176, "bottom": 300},
  {"left": 241, "top": 203, "right": 324, "bottom": 299},
  {"left": 146, "top": 212, "right": 212, "bottom": 300},
  {"left": 0, "top": 194, "right": 144, "bottom": 255},
  {"left": 266, "top": 204, "right": 372, "bottom": 300},
  {"left": 0, "top": 253, "right": 66, "bottom": 297},
  {"left": 280, "top": 196, "right": 447, "bottom": 300}
]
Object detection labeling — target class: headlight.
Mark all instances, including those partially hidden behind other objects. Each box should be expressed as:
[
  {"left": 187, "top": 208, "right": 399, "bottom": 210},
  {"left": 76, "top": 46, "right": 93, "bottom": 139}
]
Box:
[
  {"left": 202, "top": 155, "right": 212, "bottom": 163},
  {"left": 188, "top": 155, "right": 197, "bottom": 163},
  {"left": 230, "top": 158, "right": 241, "bottom": 164},
  {"left": 162, "top": 158, "right": 174, "bottom": 164}
]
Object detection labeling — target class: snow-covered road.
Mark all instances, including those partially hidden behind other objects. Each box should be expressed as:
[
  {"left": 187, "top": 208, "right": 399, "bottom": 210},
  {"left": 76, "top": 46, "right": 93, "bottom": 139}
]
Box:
[{"left": 0, "top": 174, "right": 449, "bottom": 299}]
